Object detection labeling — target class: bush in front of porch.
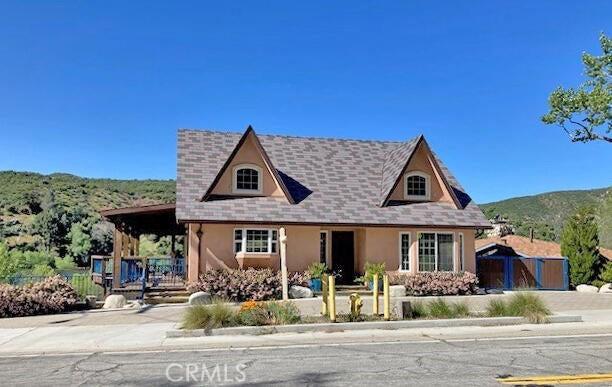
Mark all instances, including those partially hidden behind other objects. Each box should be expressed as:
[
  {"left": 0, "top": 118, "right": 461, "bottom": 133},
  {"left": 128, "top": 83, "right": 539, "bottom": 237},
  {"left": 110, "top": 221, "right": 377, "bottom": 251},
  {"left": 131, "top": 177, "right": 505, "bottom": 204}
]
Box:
[
  {"left": 187, "top": 268, "right": 310, "bottom": 302},
  {"left": 390, "top": 271, "right": 479, "bottom": 296}
]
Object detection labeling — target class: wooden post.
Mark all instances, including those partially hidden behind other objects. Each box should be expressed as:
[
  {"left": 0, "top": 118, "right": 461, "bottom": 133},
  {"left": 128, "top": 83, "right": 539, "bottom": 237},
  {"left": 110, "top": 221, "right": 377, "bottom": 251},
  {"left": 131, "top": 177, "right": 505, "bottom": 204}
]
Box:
[
  {"left": 383, "top": 275, "right": 390, "bottom": 321},
  {"left": 328, "top": 275, "right": 336, "bottom": 322},
  {"left": 279, "top": 227, "right": 289, "bottom": 301},
  {"left": 372, "top": 273, "right": 379, "bottom": 315},
  {"left": 321, "top": 275, "right": 329, "bottom": 316},
  {"left": 112, "top": 227, "right": 123, "bottom": 288}
]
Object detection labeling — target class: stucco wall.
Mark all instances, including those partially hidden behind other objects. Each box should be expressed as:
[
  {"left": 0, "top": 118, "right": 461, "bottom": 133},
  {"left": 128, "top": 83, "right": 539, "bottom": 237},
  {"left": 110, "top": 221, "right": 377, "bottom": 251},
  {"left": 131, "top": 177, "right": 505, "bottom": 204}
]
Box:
[
  {"left": 211, "top": 133, "right": 284, "bottom": 197},
  {"left": 388, "top": 142, "right": 453, "bottom": 203},
  {"left": 187, "top": 223, "right": 477, "bottom": 281}
]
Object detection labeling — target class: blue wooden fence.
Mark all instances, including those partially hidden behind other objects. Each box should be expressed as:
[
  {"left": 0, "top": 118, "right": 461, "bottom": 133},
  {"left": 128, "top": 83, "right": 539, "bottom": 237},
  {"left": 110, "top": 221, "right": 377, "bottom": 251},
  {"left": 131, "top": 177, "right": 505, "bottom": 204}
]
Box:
[{"left": 477, "top": 256, "right": 569, "bottom": 291}]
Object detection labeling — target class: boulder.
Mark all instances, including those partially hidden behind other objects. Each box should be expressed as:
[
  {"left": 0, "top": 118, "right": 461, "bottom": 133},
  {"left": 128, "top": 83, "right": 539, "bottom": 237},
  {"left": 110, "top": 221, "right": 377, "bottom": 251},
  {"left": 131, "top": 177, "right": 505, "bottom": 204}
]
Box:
[
  {"left": 475, "top": 288, "right": 487, "bottom": 295},
  {"left": 189, "top": 291, "right": 212, "bottom": 305},
  {"left": 84, "top": 295, "right": 97, "bottom": 309},
  {"left": 576, "top": 284, "right": 599, "bottom": 293},
  {"left": 102, "top": 294, "right": 127, "bottom": 309},
  {"left": 486, "top": 289, "right": 504, "bottom": 295},
  {"left": 123, "top": 300, "right": 143, "bottom": 310},
  {"left": 599, "top": 284, "right": 612, "bottom": 294},
  {"left": 389, "top": 285, "right": 406, "bottom": 297},
  {"left": 289, "top": 285, "right": 314, "bottom": 299}
]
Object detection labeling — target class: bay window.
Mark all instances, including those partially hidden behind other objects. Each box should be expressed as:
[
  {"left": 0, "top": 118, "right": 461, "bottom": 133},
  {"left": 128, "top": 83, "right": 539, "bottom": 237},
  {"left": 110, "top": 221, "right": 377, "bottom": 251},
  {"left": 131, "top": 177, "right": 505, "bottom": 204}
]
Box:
[
  {"left": 234, "top": 228, "right": 278, "bottom": 254},
  {"left": 418, "top": 232, "right": 454, "bottom": 272}
]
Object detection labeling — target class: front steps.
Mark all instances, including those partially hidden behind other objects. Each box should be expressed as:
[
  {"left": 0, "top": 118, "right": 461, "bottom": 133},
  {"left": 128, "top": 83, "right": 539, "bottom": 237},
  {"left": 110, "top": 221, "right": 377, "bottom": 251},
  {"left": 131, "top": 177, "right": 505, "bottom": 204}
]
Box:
[{"left": 144, "top": 287, "right": 189, "bottom": 304}]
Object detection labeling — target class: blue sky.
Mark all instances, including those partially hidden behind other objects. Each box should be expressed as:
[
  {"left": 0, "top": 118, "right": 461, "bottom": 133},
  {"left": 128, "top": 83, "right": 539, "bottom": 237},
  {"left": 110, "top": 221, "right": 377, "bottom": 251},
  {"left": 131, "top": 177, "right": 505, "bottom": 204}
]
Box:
[{"left": 0, "top": 1, "right": 610, "bottom": 203}]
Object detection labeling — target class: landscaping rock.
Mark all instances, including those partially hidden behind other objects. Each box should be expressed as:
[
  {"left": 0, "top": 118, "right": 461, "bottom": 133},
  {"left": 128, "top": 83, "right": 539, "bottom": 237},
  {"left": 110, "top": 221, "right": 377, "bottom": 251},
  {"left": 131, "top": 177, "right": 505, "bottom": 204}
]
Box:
[
  {"left": 289, "top": 285, "right": 314, "bottom": 299},
  {"left": 102, "top": 294, "right": 127, "bottom": 309},
  {"left": 599, "top": 284, "right": 612, "bottom": 293},
  {"left": 189, "top": 291, "right": 212, "bottom": 305},
  {"left": 123, "top": 300, "right": 143, "bottom": 310},
  {"left": 85, "top": 295, "right": 97, "bottom": 309},
  {"left": 576, "top": 284, "right": 599, "bottom": 293},
  {"left": 475, "top": 288, "right": 487, "bottom": 295},
  {"left": 486, "top": 289, "right": 504, "bottom": 294},
  {"left": 389, "top": 285, "right": 406, "bottom": 297}
]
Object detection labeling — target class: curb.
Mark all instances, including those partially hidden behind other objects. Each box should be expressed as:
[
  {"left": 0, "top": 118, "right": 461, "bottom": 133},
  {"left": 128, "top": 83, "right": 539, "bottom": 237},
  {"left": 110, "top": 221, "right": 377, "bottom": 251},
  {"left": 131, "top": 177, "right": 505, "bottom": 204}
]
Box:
[{"left": 166, "top": 315, "right": 582, "bottom": 338}]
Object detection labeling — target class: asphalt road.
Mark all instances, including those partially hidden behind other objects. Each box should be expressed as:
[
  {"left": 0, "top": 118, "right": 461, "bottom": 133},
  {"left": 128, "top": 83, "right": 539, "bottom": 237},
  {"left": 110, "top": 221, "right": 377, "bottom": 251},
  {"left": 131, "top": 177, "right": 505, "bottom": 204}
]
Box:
[{"left": 0, "top": 335, "right": 611, "bottom": 386}]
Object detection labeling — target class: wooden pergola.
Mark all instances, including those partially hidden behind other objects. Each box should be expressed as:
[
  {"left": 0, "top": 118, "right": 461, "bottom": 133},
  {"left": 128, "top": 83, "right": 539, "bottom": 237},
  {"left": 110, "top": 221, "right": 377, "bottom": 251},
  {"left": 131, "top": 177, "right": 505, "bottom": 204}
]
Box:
[{"left": 100, "top": 203, "right": 185, "bottom": 287}]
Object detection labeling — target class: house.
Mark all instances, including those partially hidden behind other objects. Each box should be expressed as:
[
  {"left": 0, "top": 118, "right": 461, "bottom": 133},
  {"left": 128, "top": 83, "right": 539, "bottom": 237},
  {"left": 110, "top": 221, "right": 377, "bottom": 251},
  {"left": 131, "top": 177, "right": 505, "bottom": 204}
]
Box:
[
  {"left": 475, "top": 234, "right": 612, "bottom": 260},
  {"left": 175, "top": 126, "right": 491, "bottom": 284}
]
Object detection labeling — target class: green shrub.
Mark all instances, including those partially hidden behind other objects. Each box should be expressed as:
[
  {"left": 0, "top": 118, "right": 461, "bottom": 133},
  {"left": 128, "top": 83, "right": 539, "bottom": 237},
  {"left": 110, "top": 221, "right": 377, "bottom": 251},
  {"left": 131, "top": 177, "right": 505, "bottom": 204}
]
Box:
[
  {"left": 485, "top": 299, "right": 508, "bottom": 317},
  {"left": 237, "top": 301, "right": 301, "bottom": 326},
  {"left": 307, "top": 263, "right": 327, "bottom": 280},
  {"left": 361, "top": 261, "right": 386, "bottom": 284},
  {"left": 409, "top": 301, "right": 428, "bottom": 319},
  {"left": 451, "top": 302, "right": 470, "bottom": 318},
  {"left": 600, "top": 262, "right": 612, "bottom": 283},
  {"left": 427, "top": 298, "right": 454, "bottom": 319},
  {"left": 507, "top": 293, "right": 550, "bottom": 323},
  {"left": 182, "top": 301, "right": 237, "bottom": 330}
]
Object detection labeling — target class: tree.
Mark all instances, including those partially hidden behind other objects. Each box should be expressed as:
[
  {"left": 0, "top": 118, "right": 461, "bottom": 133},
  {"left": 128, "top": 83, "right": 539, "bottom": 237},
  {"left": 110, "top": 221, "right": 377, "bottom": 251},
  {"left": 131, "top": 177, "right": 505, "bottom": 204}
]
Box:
[
  {"left": 561, "top": 207, "right": 600, "bottom": 286},
  {"left": 31, "top": 190, "right": 67, "bottom": 253},
  {"left": 0, "top": 241, "right": 19, "bottom": 279},
  {"left": 68, "top": 221, "right": 92, "bottom": 265},
  {"left": 542, "top": 33, "right": 612, "bottom": 143}
]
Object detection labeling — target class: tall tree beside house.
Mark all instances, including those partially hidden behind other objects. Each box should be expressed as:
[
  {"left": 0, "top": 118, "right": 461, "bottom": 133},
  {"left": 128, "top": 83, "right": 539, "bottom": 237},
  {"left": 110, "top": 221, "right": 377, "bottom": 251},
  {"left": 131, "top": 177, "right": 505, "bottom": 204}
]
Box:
[
  {"left": 561, "top": 207, "right": 600, "bottom": 286},
  {"left": 31, "top": 190, "right": 67, "bottom": 254},
  {"left": 542, "top": 33, "right": 611, "bottom": 143},
  {"left": 68, "top": 221, "right": 92, "bottom": 266}
]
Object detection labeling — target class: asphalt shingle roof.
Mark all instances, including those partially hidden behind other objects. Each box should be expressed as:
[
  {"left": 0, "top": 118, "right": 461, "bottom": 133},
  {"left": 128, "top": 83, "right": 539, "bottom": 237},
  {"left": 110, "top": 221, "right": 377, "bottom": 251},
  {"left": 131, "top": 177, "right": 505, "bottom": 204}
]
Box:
[{"left": 176, "top": 129, "right": 491, "bottom": 228}]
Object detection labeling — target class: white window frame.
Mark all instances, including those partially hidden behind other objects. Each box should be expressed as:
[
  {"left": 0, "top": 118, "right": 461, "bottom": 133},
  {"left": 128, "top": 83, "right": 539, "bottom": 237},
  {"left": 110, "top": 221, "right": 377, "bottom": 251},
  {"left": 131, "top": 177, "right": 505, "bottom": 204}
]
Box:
[
  {"left": 404, "top": 171, "right": 431, "bottom": 201},
  {"left": 320, "top": 231, "right": 330, "bottom": 266},
  {"left": 232, "top": 163, "right": 263, "bottom": 195},
  {"left": 459, "top": 232, "right": 464, "bottom": 272},
  {"left": 233, "top": 228, "right": 278, "bottom": 255},
  {"left": 417, "top": 231, "right": 455, "bottom": 272},
  {"left": 398, "top": 232, "right": 411, "bottom": 272}
]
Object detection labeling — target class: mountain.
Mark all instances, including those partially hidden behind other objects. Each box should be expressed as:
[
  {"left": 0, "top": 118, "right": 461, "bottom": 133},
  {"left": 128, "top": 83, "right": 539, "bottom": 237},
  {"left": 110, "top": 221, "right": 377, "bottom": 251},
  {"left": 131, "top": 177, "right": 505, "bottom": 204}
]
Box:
[
  {"left": 480, "top": 187, "right": 612, "bottom": 249},
  {"left": 1, "top": 171, "right": 610, "bottom": 249}
]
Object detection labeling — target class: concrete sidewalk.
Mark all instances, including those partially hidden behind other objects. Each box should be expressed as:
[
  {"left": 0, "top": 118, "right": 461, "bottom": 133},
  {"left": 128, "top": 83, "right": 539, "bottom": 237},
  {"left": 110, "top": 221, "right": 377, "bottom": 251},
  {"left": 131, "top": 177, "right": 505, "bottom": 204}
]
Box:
[{"left": 0, "top": 308, "right": 611, "bottom": 356}]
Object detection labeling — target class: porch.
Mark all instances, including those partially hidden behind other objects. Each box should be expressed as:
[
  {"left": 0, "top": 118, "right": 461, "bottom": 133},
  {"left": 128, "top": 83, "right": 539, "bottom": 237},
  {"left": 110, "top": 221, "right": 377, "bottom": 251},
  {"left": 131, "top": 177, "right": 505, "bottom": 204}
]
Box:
[{"left": 97, "top": 204, "right": 188, "bottom": 295}]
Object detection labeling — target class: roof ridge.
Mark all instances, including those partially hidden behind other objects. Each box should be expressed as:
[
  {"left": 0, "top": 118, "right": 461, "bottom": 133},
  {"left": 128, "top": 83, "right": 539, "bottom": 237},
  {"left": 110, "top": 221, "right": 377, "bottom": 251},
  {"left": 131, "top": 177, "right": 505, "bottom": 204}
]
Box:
[{"left": 179, "top": 128, "right": 417, "bottom": 145}]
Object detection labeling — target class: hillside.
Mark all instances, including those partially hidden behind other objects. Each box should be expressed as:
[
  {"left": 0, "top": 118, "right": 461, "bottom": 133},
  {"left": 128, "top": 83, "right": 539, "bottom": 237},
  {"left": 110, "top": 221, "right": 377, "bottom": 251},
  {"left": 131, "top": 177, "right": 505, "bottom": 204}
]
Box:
[{"left": 480, "top": 187, "right": 612, "bottom": 248}]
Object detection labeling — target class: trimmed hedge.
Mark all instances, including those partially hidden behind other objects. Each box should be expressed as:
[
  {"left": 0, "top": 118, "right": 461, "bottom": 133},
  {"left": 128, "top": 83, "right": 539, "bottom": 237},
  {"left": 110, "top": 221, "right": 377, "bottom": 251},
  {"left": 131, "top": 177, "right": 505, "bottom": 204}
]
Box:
[
  {"left": 0, "top": 275, "right": 79, "bottom": 318},
  {"left": 187, "top": 268, "right": 310, "bottom": 302},
  {"left": 390, "top": 271, "right": 479, "bottom": 296}
]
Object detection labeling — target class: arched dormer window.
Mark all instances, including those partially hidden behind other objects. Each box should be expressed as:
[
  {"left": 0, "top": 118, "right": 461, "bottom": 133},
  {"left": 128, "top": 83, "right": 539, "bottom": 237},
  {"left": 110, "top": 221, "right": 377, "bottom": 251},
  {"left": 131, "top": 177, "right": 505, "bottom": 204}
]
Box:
[
  {"left": 404, "top": 171, "right": 430, "bottom": 201},
  {"left": 232, "top": 164, "right": 263, "bottom": 194}
]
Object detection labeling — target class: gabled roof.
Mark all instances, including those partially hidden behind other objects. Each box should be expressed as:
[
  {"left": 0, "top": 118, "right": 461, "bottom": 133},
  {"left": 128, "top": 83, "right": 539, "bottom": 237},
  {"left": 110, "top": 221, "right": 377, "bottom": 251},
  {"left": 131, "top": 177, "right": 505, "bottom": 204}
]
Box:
[
  {"left": 200, "top": 126, "right": 295, "bottom": 204},
  {"left": 176, "top": 128, "right": 491, "bottom": 228},
  {"left": 379, "top": 136, "right": 461, "bottom": 208}
]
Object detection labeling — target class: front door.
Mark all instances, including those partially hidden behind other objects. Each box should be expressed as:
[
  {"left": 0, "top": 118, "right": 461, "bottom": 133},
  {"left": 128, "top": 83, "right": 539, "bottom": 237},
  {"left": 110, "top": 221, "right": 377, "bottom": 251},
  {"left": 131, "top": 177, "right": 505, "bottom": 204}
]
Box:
[{"left": 332, "top": 231, "right": 355, "bottom": 284}]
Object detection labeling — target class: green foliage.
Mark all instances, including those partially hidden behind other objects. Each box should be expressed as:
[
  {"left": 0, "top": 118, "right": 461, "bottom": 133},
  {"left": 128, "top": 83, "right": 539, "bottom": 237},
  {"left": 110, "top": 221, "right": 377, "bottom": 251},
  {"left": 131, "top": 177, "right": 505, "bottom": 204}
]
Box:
[
  {"left": 182, "top": 301, "right": 237, "bottom": 330},
  {"left": 70, "top": 273, "right": 104, "bottom": 299},
  {"left": 600, "top": 262, "right": 612, "bottom": 283},
  {"left": 0, "top": 242, "right": 20, "bottom": 280},
  {"left": 561, "top": 207, "right": 601, "bottom": 286},
  {"left": 55, "top": 256, "right": 77, "bottom": 271},
  {"left": 427, "top": 298, "right": 454, "bottom": 319},
  {"left": 542, "top": 33, "right": 612, "bottom": 143},
  {"left": 307, "top": 262, "right": 327, "bottom": 280},
  {"left": 408, "top": 301, "right": 427, "bottom": 319},
  {"left": 31, "top": 190, "right": 68, "bottom": 253},
  {"left": 237, "top": 301, "right": 301, "bottom": 326},
  {"left": 507, "top": 293, "right": 551, "bottom": 324},
  {"left": 68, "top": 222, "right": 92, "bottom": 265},
  {"left": 485, "top": 299, "right": 508, "bottom": 317},
  {"left": 480, "top": 187, "right": 611, "bottom": 249},
  {"left": 451, "top": 302, "right": 470, "bottom": 317},
  {"left": 406, "top": 299, "right": 472, "bottom": 319},
  {"left": 361, "top": 261, "right": 386, "bottom": 284}
]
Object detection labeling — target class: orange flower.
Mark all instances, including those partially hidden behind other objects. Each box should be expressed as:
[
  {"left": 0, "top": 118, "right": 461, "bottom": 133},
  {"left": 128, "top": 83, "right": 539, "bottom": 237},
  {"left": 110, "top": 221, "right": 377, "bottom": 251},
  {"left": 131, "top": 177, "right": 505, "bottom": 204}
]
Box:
[{"left": 240, "top": 300, "right": 259, "bottom": 311}]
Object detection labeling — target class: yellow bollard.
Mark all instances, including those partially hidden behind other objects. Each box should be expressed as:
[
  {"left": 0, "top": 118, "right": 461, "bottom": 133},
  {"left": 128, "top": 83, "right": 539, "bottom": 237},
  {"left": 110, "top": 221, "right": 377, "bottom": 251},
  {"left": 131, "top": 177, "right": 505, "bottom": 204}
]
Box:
[
  {"left": 321, "top": 275, "right": 329, "bottom": 316},
  {"left": 383, "top": 274, "right": 390, "bottom": 321},
  {"left": 328, "top": 275, "right": 336, "bottom": 322},
  {"left": 372, "top": 273, "right": 379, "bottom": 315}
]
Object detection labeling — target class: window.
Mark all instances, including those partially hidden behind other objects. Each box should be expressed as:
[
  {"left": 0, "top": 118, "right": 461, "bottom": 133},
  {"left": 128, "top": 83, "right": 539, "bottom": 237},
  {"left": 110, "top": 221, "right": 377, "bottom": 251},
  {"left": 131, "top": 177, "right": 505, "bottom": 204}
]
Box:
[
  {"left": 459, "top": 233, "right": 464, "bottom": 271},
  {"left": 405, "top": 171, "right": 430, "bottom": 201},
  {"left": 399, "top": 232, "right": 411, "bottom": 271},
  {"left": 232, "top": 164, "right": 262, "bottom": 194},
  {"left": 233, "top": 228, "right": 278, "bottom": 254},
  {"left": 320, "top": 231, "right": 328, "bottom": 264},
  {"left": 418, "top": 232, "right": 455, "bottom": 272}
]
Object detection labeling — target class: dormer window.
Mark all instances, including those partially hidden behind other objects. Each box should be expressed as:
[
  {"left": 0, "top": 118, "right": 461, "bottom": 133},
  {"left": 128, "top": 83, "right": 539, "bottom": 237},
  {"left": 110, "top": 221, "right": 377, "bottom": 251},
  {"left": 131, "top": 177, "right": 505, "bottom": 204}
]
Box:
[
  {"left": 404, "top": 171, "right": 430, "bottom": 201},
  {"left": 233, "top": 164, "right": 262, "bottom": 194}
]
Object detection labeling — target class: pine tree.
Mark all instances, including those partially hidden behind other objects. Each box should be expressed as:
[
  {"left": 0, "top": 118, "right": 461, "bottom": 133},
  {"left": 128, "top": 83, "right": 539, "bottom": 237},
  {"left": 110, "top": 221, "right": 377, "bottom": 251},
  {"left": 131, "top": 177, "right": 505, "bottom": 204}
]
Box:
[{"left": 561, "top": 207, "right": 600, "bottom": 286}]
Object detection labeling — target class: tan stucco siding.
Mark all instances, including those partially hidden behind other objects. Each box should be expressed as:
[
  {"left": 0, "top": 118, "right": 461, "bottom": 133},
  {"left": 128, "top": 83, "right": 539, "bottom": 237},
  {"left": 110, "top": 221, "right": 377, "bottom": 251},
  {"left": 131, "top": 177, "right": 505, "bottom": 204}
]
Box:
[
  {"left": 187, "top": 223, "right": 477, "bottom": 282},
  {"left": 210, "top": 133, "right": 284, "bottom": 197},
  {"left": 388, "top": 142, "right": 453, "bottom": 203}
]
